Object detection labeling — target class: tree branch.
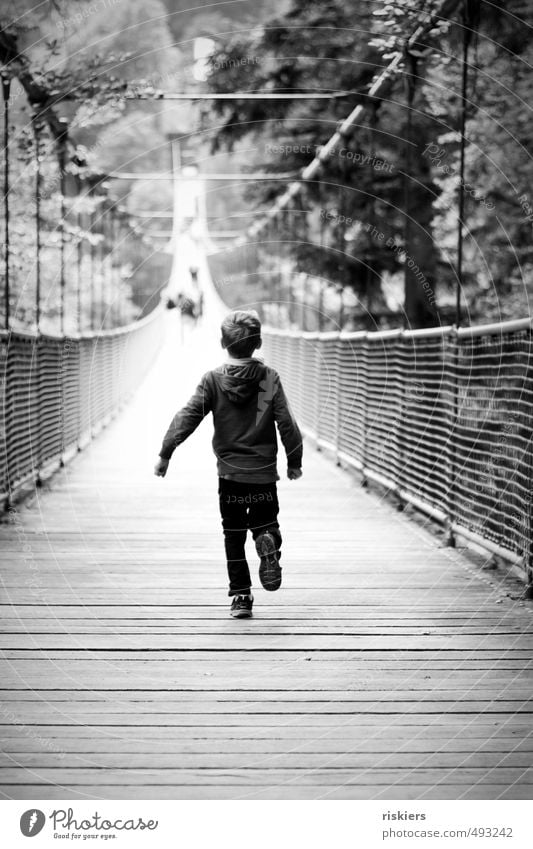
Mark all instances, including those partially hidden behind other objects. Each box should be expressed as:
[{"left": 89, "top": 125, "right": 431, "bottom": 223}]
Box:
[{"left": 0, "top": 27, "right": 68, "bottom": 143}]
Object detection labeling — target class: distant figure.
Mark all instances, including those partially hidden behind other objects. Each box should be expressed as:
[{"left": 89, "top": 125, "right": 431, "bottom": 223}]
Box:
[
  {"left": 194, "top": 290, "right": 204, "bottom": 320},
  {"left": 188, "top": 265, "right": 203, "bottom": 321},
  {"left": 154, "top": 310, "right": 303, "bottom": 619},
  {"left": 176, "top": 292, "right": 197, "bottom": 320}
]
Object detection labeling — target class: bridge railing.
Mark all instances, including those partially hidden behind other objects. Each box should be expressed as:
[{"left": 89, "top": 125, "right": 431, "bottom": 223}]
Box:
[
  {"left": 0, "top": 307, "right": 164, "bottom": 505},
  {"left": 263, "top": 318, "right": 533, "bottom": 585}
]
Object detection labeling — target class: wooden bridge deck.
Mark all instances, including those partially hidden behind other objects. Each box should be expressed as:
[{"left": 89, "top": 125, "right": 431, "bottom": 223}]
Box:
[{"left": 1, "top": 315, "right": 532, "bottom": 800}]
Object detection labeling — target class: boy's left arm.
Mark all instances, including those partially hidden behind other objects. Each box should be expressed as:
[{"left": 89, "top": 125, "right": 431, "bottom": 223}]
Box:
[
  {"left": 272, "top": 373, "right": 303, "bottom": 474},
  {"left": 155, "top": 373, "right": 212, "bottom": 474}
]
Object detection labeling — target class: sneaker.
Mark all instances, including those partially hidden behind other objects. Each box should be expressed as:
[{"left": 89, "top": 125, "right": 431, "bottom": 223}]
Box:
[
  {"left": 230, "top": 594, "right": 254, "bottom": 618},
  {"left": 256, "top": 531, "right": 282, "bottom": 591}
]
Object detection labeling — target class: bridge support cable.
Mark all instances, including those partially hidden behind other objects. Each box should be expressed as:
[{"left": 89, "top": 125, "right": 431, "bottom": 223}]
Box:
[
  {"left": 58, "top": 124, "right": 68, "bottom": 337},
  {"left": 0, "top": 69, "right": 156, "bottom": 334},
  {"left": 2, "top": 74, "right": 10, "bottom": 330},
  {"left": 403, "top": 51, "right": 416, "bottom": 330},
  {"left": 32, "top": 117, "right": 43, "bottom": 332},
  {"left": 445, "top": 0, "right": 481, "bottom": 545},
  {"left": 455, "top": 0, "right": 480, "bottom": 328}
]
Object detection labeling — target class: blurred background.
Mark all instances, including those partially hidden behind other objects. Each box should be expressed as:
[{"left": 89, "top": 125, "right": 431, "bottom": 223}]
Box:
[{"left": 1, "top": 0, "right": 532, "bottom": 334}]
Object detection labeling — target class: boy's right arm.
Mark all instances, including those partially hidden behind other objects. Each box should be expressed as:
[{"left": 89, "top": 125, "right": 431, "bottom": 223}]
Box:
[
  {"left": 157, "top": 373, "right": 212, "bottom": 467},
  {"left": 154, "top": 457, "right": 169, "bottom": 477}
]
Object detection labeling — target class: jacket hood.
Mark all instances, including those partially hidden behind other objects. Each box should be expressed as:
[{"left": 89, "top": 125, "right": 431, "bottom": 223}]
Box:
[{"left": 215, "top": 360, "right": 268, "bottom": 405}]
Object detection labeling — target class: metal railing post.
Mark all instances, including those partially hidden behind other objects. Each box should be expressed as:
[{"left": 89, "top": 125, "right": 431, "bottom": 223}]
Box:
[
  {"left": 99, "top": 194, "right": 107, "bottom": 329},
  {"left": 76, "top": 201, "right": 83, "bottom": 333},
  {"left": 525, "top": 417, "right": 533, "bottom": 594},
  {"left": 318, "top": 190, "right": 325, "bottom": 333},
  {"left": 100, "top": 210, "right": 105, "bottom": 329},
  {"left": 395, "top": 331, "right": 406, "bottom": 506},
  {"left": 334, "top": 334, "right": 342, "bottom": 462},
  {"left": 360, "top": 334, "right": 369, "bottom": 485},
  {"left": 35, "top": 333, "right": 43, "bottom": 486},
  {"left": 110, "top": 207, "right": 118, "bottom": 327},
  {"left": 444, "top": 327, "right": 459, "bottom": 546},
  {"left": 526, "top": 326, "right": 533, "bottom": 596},
  {"left": 275, "top": 210, "right": 283, "bottom": 324},
  {"left": 89, "top": 187, "right": 95, "bottom": 331}
]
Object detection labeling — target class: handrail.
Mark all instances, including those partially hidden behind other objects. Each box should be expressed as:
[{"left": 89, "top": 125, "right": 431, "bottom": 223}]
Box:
[
  {"left": 0, "top": 307, "right": 165, "bottom": 506},
  {"left": 456, "top": 317, "right": 533, "bottom": 338},
  {"left": 0, "top": 304, "right": 165, "bottom": 343},
  {"left": 264, "top": 315, "right": 533, "bottom": 342},
  {"left": 262, "top": 318, "right": 533, "bottom": 588}
]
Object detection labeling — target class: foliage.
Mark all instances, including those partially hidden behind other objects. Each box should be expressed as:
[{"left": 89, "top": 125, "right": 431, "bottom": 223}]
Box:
[
  {"left": 203, "top": 0, "right": 444, "bottom": 327},
  {"left": 201, "top": 0, "right": 533, "bottom": 327},
  {"left": 426, "top": 0, "right": 533, "bottom": 320},
  {"left": 0, "top": 0, "right": 181, "bottom": 331},
  {"left": 3, "top": 0, "right": 533, "bottom": 330}
]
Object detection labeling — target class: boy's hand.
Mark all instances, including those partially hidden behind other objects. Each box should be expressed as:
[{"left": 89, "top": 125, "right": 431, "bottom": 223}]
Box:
[
  {"left": 287, "top": 467, "right": 302, "bottom": 480},
  {"left": 154, "top": 457, "right": 169, "bottom": 478}
]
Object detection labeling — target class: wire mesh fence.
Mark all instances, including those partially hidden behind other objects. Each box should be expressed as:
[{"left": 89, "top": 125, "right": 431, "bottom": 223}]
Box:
[
  {"left": 262, "top": 319, "right": 533, "bottom": 583},
  {"left": 0, "top": 306, "right": 164, "bottom": 503}
]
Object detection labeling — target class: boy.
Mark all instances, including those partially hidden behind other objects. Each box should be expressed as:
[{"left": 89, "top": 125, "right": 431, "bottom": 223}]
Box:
[{"left": 154, "top": 310, "right": 303, "bottom": 618}]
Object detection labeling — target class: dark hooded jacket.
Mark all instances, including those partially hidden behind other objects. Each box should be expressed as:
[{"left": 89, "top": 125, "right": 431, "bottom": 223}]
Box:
[{"left": 159, "top": 358, "right": 303, "bottom": 482}]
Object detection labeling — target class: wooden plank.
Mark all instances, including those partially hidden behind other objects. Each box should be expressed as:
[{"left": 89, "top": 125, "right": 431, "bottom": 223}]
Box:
[
  {"left": 4, "top": 674, "right": 532, "bottom": 691},
  {"left": 1, "top": 767, "right": 532, "bottom": 790},
  {"left": 1, "top": 752, "right": 532, "bottom": 769},
  {"left": 4, "top": 705, "right": 533, "bottom": 722},
  {"left": 0, "top": 613, "right": 526, "bottom": 626},
  {"left": 1, "top": 784, "right": 531, "bottom": 800},
  {"left": 2, "top": 692, "right": 533, "bottom": 717},
  {"left": 1, "top": 716, "right": 531, "bottom": 728},
  {"left": 0, "top": 724, "right": 529, "bottom": 741},
  {"left": 4, "top": 681, "right": 533, "bottom": 708},
  {"left": 2, "top": 622, "right": 528, "bottom": 635},
  {"left": 0, "top": 599, "right": 520, "bottom": 626},
  {"left": 2, "top": 635, "right": 532, "bottom": 650},
  {"left": 3, "top": 649, "right": 531, "bottom": 664},
  {"left": 3, "top": 684, "right": 532, "bottom": 697},
  {"left": 3, "top": 738, "right": 533, "bottom": 755}
]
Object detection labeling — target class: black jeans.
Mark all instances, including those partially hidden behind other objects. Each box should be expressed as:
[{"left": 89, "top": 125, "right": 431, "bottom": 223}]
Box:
[{"left": 218, "top": 479, "right": 281, "bottom": 596}]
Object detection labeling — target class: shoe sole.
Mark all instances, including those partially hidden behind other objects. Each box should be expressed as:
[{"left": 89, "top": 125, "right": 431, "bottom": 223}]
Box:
[
  {"left": 256, "top": 532, "right": 282, "bottom": 591},
  {"left": 230, "top": 608, "right": 253, "bottom": 619}
]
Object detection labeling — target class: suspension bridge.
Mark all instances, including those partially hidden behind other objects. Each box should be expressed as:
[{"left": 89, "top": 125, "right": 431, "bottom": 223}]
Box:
[
  {"left": 1, "top": 220, "right": 532, "bottom": 799},
  {"left": 1, "top": 0, "right": 533, "bottom": 803}
]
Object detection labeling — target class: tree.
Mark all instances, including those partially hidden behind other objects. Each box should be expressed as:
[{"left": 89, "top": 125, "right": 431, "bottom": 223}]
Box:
[
  {"left": 424, "top": 0, "right": 533, "bottom": 321},
  {"left": 0, "top": 0, "right": 182, "bottom": 330},
  {"left": 202, "top": 0, "right": 459, "bottom": 328}
]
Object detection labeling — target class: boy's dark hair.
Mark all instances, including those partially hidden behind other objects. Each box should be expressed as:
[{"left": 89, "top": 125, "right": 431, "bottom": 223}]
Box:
[{"left": 221, "top": 310, "right": 262, "bottom": 358}]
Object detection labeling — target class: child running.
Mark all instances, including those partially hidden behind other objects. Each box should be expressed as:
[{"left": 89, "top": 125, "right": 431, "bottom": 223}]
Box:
[{"left": 154, "top": 310, "right": 303, "bottom": 618}]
